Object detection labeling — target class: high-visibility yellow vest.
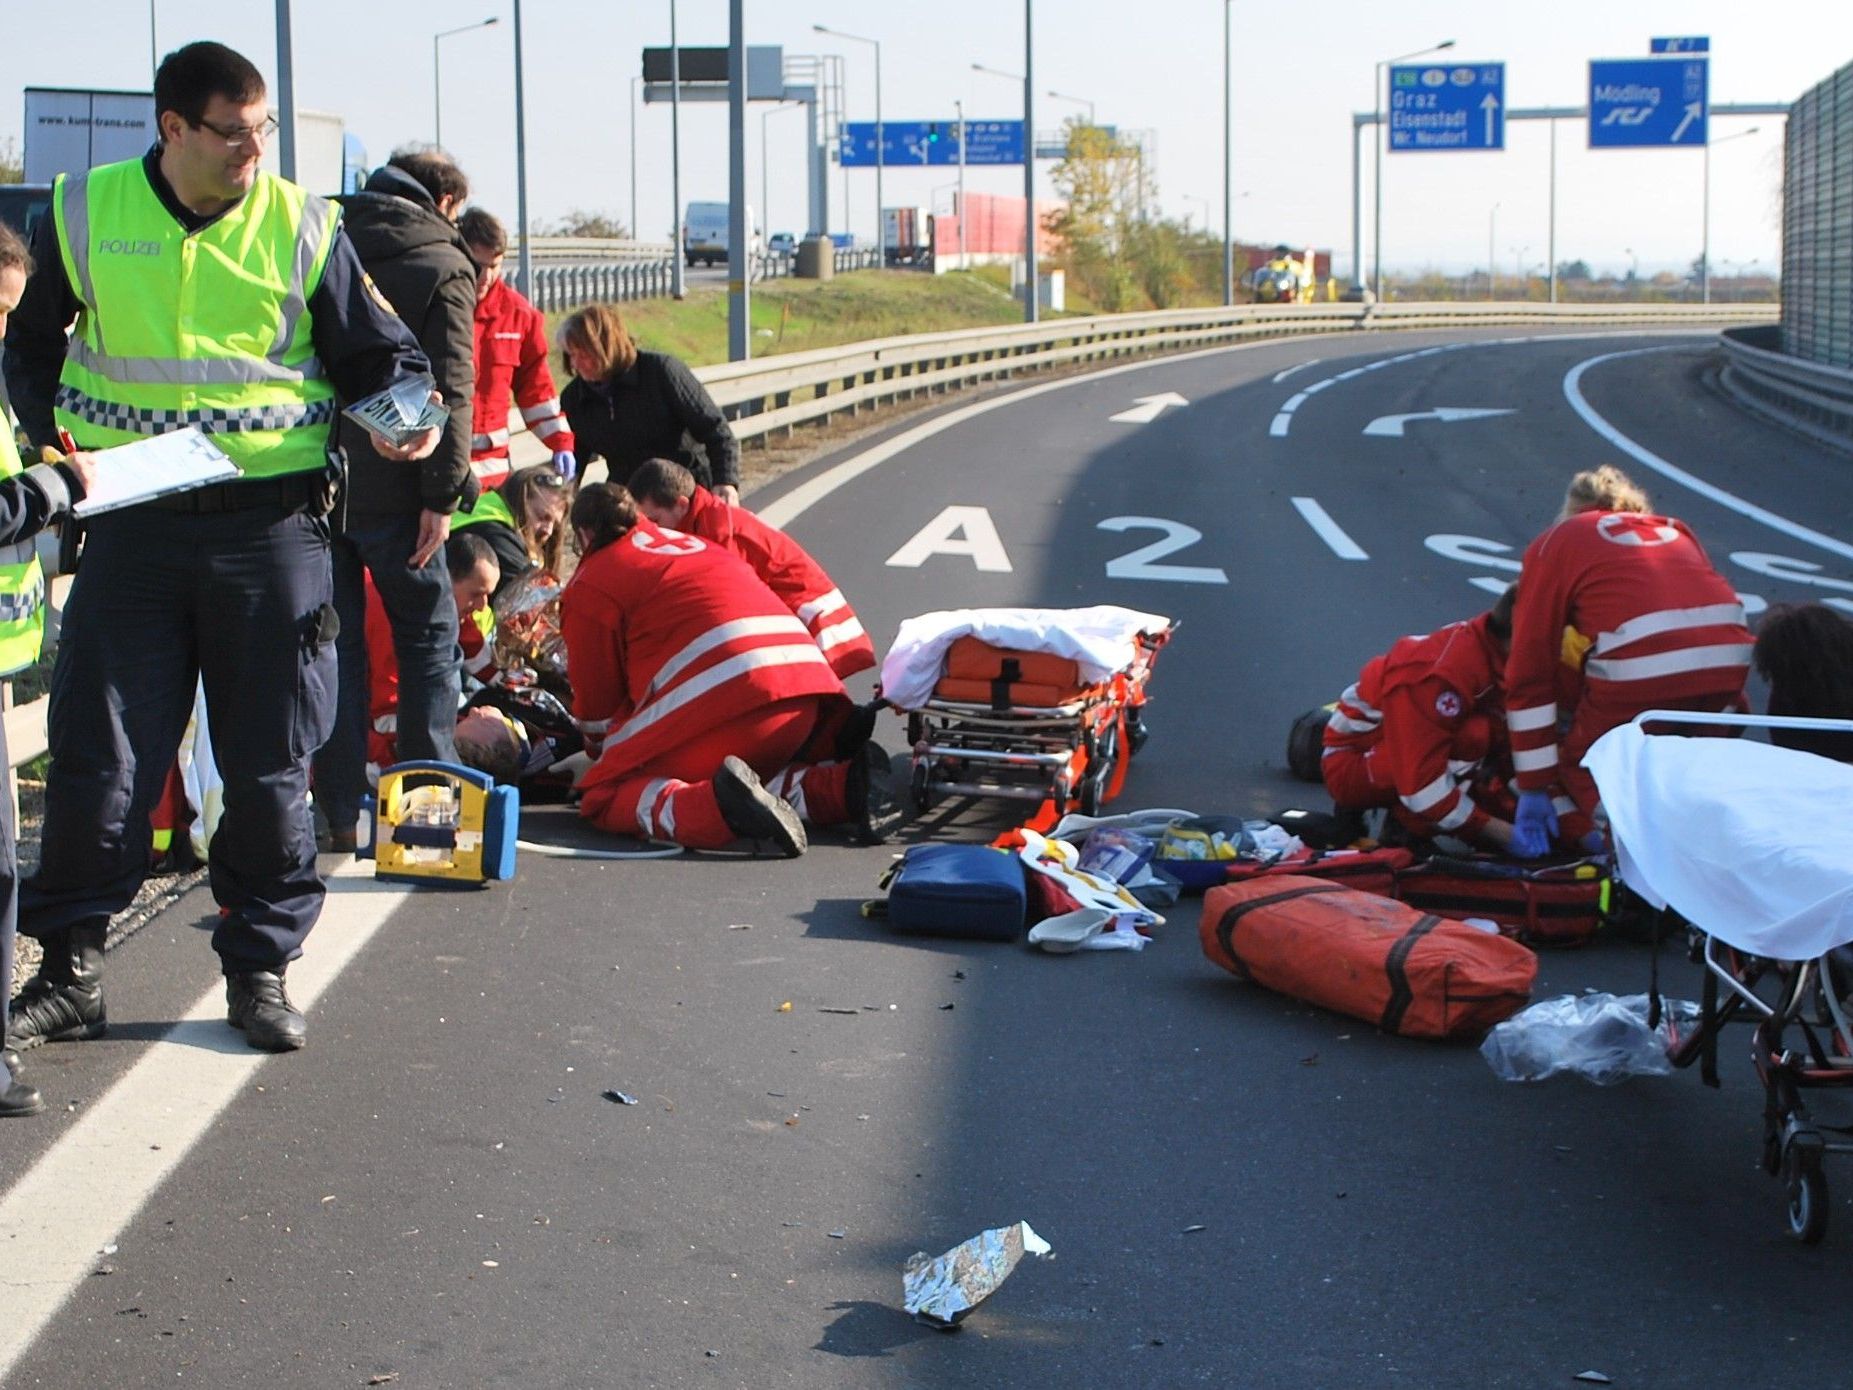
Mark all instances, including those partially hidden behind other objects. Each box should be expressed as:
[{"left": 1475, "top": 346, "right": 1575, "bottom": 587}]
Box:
[
  {"left": 52, "top": 159, "right": 340, "bottom": 479},
  {"left": 450, "top": 487, "right": 516, "bottom": 534},
  {"left": 0, "top": 410, "right": 47, "bottom": 676}
]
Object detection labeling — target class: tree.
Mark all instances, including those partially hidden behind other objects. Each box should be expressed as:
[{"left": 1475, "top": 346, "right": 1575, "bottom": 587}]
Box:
[
  {"left": 1046, "top": 120, "right": 1147, "bottom": 311},
  {"left": 0, "top": 137, "right": 22, "bottom": 185},
  {"left": 545, "top": 209, "right": 630, "bottom": 239},
  {"left": 1556, "top": 259, "right": 1592, "bottom": 282}
]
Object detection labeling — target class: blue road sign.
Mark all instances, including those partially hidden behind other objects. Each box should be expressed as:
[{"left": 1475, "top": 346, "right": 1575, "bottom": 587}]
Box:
[
  {"left": 1589, "top": 57, "right": 1708, "bottom": 148},
  {"left": 1388, "top": 63, "right": 1505, "bottom": 151},
  {"left": 838, "top": 120, "right": 1024, "bottom": 167},
  {"left": 1651, "top": 36, "right": 1709, "bottom": 54}
]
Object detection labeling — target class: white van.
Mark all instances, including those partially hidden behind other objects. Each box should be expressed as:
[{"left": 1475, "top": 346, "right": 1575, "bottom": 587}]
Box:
[{"left": 682, "top": 202, "right": 758, "bottom": 267}]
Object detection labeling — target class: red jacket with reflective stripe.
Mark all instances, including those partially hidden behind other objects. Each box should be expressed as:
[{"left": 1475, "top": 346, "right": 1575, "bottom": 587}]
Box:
[
  {"left": 364, "top": 575, "right": 401, "bottom": 767},
  {"left": 678, "top": 486, "right": 876, "bottom": 678},
  {"left": 1324, "top": 614, "right": 1505, "bottom": 836},
  {"left": 470, "top": 277, "right": 572, "bottom": 484},
  {"left": 1505, "top": 509, "right": 1751, "bottom": 790},
  {"left": 563, "top": 519, "right": 846, "bottom": 786}
]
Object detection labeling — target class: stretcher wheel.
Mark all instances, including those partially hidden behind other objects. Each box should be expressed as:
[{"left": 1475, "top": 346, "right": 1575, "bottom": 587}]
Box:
[
  {"left": 910, "top": 762, "right": 932, "bottom": 813},
  {"left": 1126, "top": 708, "right": 1149, "bottom": 756},
  {"left": 1785, "top": 1164, "right": 1829, "bottom": 1245}
]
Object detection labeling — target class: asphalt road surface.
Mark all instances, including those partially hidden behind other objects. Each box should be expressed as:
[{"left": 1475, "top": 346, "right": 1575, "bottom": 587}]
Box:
[{"left": 6, "top": 326, "right": 1852, "bottom": 1389}]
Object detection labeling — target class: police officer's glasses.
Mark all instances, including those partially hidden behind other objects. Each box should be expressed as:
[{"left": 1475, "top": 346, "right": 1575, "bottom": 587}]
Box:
[{"left": 195, "top": 115, "right": 280, "bottom": 149}]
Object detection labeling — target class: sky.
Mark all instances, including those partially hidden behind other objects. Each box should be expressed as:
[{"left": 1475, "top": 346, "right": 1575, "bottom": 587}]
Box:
[{"left": 4, "top": 0, "right": 1845, "bottom": 280}]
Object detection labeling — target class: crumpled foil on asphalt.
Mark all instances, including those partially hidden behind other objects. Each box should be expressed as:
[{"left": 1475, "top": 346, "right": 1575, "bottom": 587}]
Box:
[{"left": 902, "top": 1221, "right": 1053, "bottom": 1328}]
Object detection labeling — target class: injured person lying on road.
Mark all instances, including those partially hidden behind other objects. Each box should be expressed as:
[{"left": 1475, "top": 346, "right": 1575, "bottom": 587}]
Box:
[{"left": 560, "top": 482, "right": 900, "bottom": 856}]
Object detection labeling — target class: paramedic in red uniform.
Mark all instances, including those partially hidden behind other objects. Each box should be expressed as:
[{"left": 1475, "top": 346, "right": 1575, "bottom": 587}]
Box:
[
  {"left": 458, "top": 208, "right": 574, "bottom": 486},
  {"left": 628, "top": 458, "right": 876, "bottom": 679},
  {"left": 561, "top": 484, "right": 897, "bottom": 855},
  {"left": 1322, "top": 588, "right": 1518, "bottom": 849},
  {"left": 1505, "top": 466, "right": 1752, "bottom": 857}
]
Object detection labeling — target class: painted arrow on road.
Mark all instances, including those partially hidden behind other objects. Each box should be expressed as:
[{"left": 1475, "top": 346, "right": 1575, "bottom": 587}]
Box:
[
  {"left": 1109, "top": 392, "right": 1189, "bottom": 424},
  {"left": 1362, "top": 407, "right": 1514, "bottom": 438}
]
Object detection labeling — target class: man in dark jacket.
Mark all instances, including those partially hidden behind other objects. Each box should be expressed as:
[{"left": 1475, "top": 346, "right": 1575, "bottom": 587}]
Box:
[{"left": 315, "top": 147, "right": 476, "bottom": 852}]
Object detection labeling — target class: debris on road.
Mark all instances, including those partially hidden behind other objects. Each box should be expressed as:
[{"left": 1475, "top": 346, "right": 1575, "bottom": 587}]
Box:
[
  {"left": 366, "top": 1375, "right": 400, "bottom": 1386},
  {"left": 827, "top": 1229, "right": 847, "bottom": 1239},
  {"left": 819, "top": 1007, "right": 859, "bottom": 1015},
  {"left": 603, "top": 1090, "right": 640, "bottom": 1106},
  {"left": 902, "top": 1221, "right": 1054, "bottom": 1329},
  {"left": 1182, "top": 1224, "right": 1206, "bottom": 1234},
  {"left": 777, "top": 1001, "right": 792, "bottom": 1012},
  {"left": 1573, "top": 1374, "right": 1612, "bottom": 1385}
]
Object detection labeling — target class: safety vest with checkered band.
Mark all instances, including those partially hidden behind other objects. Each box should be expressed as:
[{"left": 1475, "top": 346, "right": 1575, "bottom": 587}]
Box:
[
  {"left": 50, "top": 159, "right": 340, "bottom": 478},
  {"left": 0, "top": 407, "right": 47, "bottom": 676}
]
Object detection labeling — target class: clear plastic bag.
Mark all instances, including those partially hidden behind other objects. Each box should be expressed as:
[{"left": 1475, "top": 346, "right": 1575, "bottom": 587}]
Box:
[{"left": 1480, "top": 992, "right": 1699, "bottom": 1086}]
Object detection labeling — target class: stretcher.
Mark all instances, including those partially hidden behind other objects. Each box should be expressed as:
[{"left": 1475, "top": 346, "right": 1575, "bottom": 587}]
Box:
[
  {"left": 887, "top": 615, "right": 1174, "bottom": 817},
  {"left": 1585, "top": 710, "right": 1853, "bottom": 1244}
]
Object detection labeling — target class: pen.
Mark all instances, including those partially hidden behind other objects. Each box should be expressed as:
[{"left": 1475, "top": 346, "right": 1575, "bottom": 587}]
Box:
[{"left": 56, "top": 428, "right": 77, "bottom": 456}]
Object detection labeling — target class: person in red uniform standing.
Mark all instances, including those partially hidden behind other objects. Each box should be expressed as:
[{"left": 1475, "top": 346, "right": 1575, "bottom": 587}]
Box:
[
  {"left": 628, "top": 458, "right": 876, "bottom": 680},
  {"left": 457, "top": 208, "right": 574, "bottom": 487},
  {"left": 1322, "top": 588, "right": 1518, "bottom": 848},
  {"left": 1505, "top": 466, "right": 1752, "bottom": 857},
  {"left": 562, "top": 484, "right": 898, "bottom": 855}
]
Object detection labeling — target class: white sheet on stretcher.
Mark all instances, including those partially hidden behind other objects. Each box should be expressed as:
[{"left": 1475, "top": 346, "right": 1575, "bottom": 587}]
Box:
[
  {"left": 1583, "top": 723, "right": 1853, "bottom": 960},
  {"left": 879, "top": 605, "right": 1171, "bottom": 713}
]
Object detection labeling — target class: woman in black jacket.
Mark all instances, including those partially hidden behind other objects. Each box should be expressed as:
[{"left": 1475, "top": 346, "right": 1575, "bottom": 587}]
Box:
[{"left": 557, "top": 304, "right": 740, "bottom": 504}]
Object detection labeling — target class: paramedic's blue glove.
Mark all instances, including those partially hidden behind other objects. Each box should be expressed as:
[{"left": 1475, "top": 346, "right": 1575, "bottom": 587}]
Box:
[
  {"left": 551, "top": 450, "right": 577, "bottom": 481},
  {"left": 1511, "top": 790, "right": 1559, "bottom": 859}
]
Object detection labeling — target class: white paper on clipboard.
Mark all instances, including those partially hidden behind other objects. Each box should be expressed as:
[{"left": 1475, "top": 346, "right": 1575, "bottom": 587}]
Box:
[{"left": 71, "top": 428, "right": 242, "bottom": 517}]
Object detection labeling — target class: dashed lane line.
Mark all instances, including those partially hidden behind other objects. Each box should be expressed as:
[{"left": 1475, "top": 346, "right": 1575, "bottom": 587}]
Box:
[{"left": 1291, "top": 498, "right": 1370, "bottom": 560}]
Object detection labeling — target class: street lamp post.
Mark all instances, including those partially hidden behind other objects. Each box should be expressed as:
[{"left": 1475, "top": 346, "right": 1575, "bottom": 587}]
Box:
[
  {"left": 1703, "top": 125, "right": 1761, "bottom": 305},
  {"left": 512, "top": 0, "right": 531, "bottom": 295},
  {"left": 434, "top": 17, "right": 498, "bottom": 149},
  {"left": 972, "top": 59, "right": 1035, "bottom": 319},
  {"left": 761, "top": 102, "right": 801, "bottom": 242},
  {"left": 670, "top": 0, "right": 684, "bottom": 299},
  {"left": 1487, "top": 202, "right": 1498, "bottom": 301},
  {"left": 1222, "top": 0, "right": 1233, "bottom": 305},
  {"left": 814, "top": 25, "right": 882, "bottom": 259},
  {"left": 955, "top": 98, "right": 966, "bottom": 269},
  {"left": 629, "top": 76, "right": 640, "bottom": 240},
  {"left": 1511, "top": 243, "right": 1529, "bottom": 296},
  {"left": 1374, "top": 38, "right": 1455, "bottom": 303},
  {"left": 1624, "top": 246, "right": 1637, "bottom": 288}
]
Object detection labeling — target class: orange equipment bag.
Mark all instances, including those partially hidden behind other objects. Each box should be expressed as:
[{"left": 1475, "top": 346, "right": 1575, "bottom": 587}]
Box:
[
  {"left": 934, "top": 637, "right": 1088, "bottom": 708},
  {"left": 1200, "top": 876, "right": 1537, "bottom": 1040}
]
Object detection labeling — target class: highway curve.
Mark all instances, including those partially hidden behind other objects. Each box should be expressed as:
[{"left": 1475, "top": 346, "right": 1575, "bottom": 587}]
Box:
[{"left": 5, "top": 324, "right": 1852, "bottom": 1389}]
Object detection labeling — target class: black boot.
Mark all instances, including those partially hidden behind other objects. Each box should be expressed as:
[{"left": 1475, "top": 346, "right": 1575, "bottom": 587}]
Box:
[
  {"left": 2, "top": 1048, "right": 44, "bottom": 1118},
  {"left": 844, "top": 742, "right": 904, "bottom": 845},
  {"left": 225, "top": 970, "right": 307, "bottom": 1052},
  {"left": 713, "top": 756, "right": 806, "bottom": 858},
  {"left": 5, "top": 925, "right": 107, "bottom": 1052}
]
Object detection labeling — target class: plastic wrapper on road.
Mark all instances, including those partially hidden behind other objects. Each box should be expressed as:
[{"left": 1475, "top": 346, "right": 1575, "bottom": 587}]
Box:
[
  {"left": 901, "top": 1221, "right": 1053, "bottom": 1329},
  {"left": 1481, "top": 992, "right": 1699, "bottom": 1086}
]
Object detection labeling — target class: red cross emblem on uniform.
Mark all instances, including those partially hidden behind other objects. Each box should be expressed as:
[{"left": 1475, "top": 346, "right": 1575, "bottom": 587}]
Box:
[
  {"left": 1595, "top": 513, "right": 1680, "bottom": 547},
  {"left": 630, "top": 528, "right": 706, "bottom": 556},
  {"left": 1435, "top": 689, "right": 1463, "bottom": 718}
]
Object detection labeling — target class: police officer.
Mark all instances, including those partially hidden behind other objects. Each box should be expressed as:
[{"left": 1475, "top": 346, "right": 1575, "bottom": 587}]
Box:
[
  {"left": 1, "top": 41, "right": 439, "bottom": 1055},
  {"left": 0, "top": 220, "right": 95, "bottom": 1115}
]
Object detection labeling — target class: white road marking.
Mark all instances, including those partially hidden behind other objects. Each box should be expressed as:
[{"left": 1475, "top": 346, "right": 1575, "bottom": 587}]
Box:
[
  {"left": 0, "top": 860, "right": 405, "bottom": 1383},
  {"left": 1361, "top": 406, "right": 1514, "bottom": 437},
  {"left": 1291, "top": 498, "right": 1369, "bottom": 560},
  {"left": 1108, "top": 392, "right": 1189, "bottom": 424},
  {"left": 1098, "top": 516, "right": 1229, "bottom": 583},
  {"left": 1271, "top": 359, "right": 1322, "bottom": 383},
  {"left": 1424, "top": 534, "right": 1522, "bottom": 572},
  {"left": 1563, "top": 347, "right": 1853, "bottom": 562},
  {"left": 885, "top": 504, "right": 1013, "bottom": 572}
]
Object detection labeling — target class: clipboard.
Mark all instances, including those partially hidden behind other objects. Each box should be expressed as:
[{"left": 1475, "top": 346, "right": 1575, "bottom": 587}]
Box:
[{"left": 71, "top": 428, "right": 242, "bottom": 518}]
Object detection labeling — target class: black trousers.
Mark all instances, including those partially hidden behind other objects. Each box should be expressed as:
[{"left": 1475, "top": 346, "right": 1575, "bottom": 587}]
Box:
[
  {"left": 315, "top": 513, "right": 461, "bottom": 832},
  {"left": 0, "top": 717, "right": 14, "bottom": 1040},
  {"left": 21, "top": 502, "right": 336, "bottom": 973}
]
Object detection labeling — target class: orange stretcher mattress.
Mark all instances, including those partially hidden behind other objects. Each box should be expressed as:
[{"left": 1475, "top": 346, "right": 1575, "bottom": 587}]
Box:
[{"left": 933, "top": 637, "right": 1091, "bottom": 707}]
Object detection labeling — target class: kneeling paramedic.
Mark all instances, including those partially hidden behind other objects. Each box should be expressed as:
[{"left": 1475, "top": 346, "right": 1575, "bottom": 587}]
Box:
[
  {"left": 561, "top": 484, "right": 899, "bottom": 855},
  {"left": 1, "top": 41, "right": 440, "bottom": 1056},
  {"left": 1322, "top": 586, "right": 1519, "bottom": 851}
]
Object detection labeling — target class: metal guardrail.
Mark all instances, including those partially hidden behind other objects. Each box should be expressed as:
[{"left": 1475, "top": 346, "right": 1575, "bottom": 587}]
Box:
[
  {"left": 526, "top": 236, "right": 673, "bottom": 263},
  {"left": 528, "top": 260, "right": 677, "bottom": 312},
  {"left": 1720, "top": 323, "right": 1853, "bottom": 450},
  {"left": 690, "top": 299, "right": 1779, "bottom": 445},
  {"left": 1, "top": 300, "right": 1780, "bottom": 771}
]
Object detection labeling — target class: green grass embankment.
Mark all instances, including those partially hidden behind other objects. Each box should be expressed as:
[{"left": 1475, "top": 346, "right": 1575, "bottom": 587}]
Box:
[{"left": 547, "top": 265, "right": 1064, "bottom": 369}]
